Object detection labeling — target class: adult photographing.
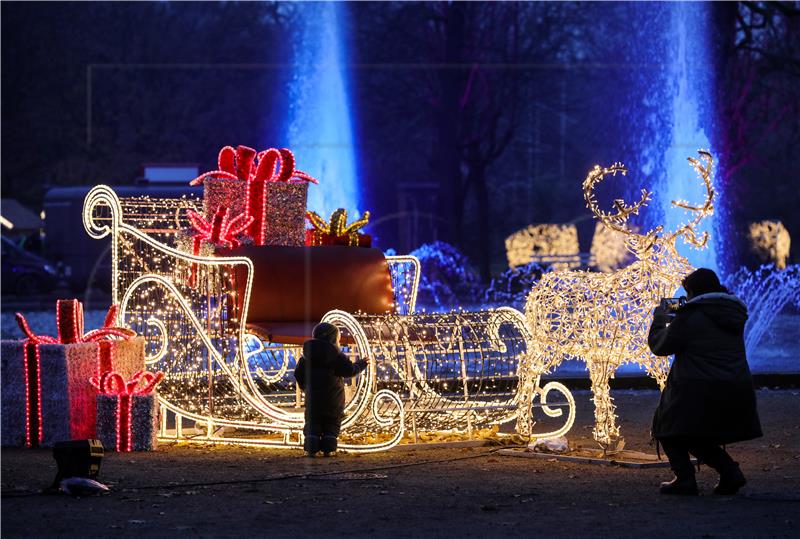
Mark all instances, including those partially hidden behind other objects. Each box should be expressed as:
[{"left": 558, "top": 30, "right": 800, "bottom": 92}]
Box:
[{"left": 648, "top": 268, "right": 762, "bottom": 495}]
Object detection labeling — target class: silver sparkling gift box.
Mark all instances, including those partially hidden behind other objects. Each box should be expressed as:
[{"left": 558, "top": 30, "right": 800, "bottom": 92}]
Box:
[
  {"left": 263, "top": 182, "right": 308, "bottom": 247},
  {"left": 201, "top": 178, "right": 308, "bottom": 247},
  {"left": 202, "top": 177, "right": 247, "bottom": 220}
]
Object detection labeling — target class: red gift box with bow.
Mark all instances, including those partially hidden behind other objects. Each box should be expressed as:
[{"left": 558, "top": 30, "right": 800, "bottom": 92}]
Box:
[
  {"left": 0, "top": 300, "right": 145, "bottom": 447},
  {"left": 178, "top": 206, "right": 254, "bottom": 286},
  {"left": 91, "top": 370, "right": 163, "bottom": 452},
  {"left": 190, "top": 145, "right": 318, "bottom": 247}
]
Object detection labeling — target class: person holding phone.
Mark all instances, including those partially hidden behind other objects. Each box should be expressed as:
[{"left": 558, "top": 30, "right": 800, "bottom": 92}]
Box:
[{"left": 648, "top": 268, "right": 762, "bottom": 496}]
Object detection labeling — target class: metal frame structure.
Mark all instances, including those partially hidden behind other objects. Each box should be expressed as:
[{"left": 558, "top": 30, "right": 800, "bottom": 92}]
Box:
[{"left": 83, "top": 184, "right": 575, "bottom": 451}]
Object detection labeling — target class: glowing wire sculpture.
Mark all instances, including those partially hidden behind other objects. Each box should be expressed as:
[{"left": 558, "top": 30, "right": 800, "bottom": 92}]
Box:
[
  {"left": 525, "top": 150, "right": 715, "bottom": 451},
  {"left": 83, "top": 185, "right": 575, "bottom": 451},
  {"left": 505, "top": 224, "right": 580, "bottom": 270},
  {"left": 323, "top": 308, "right": 575, "bottom": 442},
  {"left": 748, "top": 220, "right": 791, "bottom": 270},
  {"left": 589, "top": 222, "right": 635, "bottom": 273}
]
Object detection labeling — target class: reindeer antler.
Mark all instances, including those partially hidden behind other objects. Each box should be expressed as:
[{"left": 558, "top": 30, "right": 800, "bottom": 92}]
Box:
[
  {"left": 583, "top": 162, "right": 652, "bottom": 237},
  {"left": 664, "top": 150, "right": 715, "bottom": 248}
]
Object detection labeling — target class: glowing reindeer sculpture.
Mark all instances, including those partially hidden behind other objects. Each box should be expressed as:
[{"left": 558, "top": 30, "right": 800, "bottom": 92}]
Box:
[{"left": 522, "top": 150, "right": 715, "bottom": 451}]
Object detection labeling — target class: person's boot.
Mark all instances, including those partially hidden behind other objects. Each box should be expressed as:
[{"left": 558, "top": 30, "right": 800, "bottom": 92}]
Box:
[
  {"left": 304, "top": 434, "right": 320, "bottom": 457},
  {"left": 660, "top": 470, "right": 698, "bottom": 496},
  {"left": 321, "top": 435, "right": 338, "bottom": 456},
  {"left": 714, "top": 463, "right": 746, "bottom": 495}
]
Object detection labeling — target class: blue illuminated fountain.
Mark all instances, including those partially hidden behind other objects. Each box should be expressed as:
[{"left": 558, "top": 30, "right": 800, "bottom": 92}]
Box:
[
  {"left": 635, "top": 2, "right": 725, "bottom": 271},
  {"left": 662, "top": 2, "right": 718, "bottom": 270},
  {"left": 283, "top": 2, "right": 360, "bottom": 216}
]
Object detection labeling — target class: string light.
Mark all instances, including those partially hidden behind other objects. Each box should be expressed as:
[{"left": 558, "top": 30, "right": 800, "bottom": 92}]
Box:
[
  {"left": 83, "top": 185, "right": 407, "bottom": 451},
  {"left": 83, "top": 184, "right": 576, "bottom": 450},
  {"left": 91, "top": 371, "right": 164, "bottom": 451},
  {"left": 505, "top": 224, "right": 581, "bottom": 270},
  {"left": 190, "top": 146, "right": 317, "bottom": 247},
  {"left": 589, "top": 222, "right": 634, "bottom": 273},
  {"left": 526, "top": 150, "right": 715, "bottom": 451},
  {"left": 321, "top": 307, "right": 575, "bottom": 440},
  {"left": 409, "top": 242, "right": 483, "bottom": 310},
  {"left": 306, "top": 208, "right": 371, "bottom": 247},
  {"left": 22, "top": 342, "right": 43, "bottom": 448},
  {"left": 16, "top": 299, "right": 137, "bottom": 446}
]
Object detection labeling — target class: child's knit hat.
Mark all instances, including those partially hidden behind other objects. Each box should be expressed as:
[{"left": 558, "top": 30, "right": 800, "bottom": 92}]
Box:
[{"left": 312, "top": 322, "right": 339, "bottom": 344}]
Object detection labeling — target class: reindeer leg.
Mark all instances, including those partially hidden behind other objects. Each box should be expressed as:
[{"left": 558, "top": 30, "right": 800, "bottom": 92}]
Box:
[
  {"left": 514, "top": 356, "right": 539, "bottom": 439},
  {"left": 587, "top": 361, "right": 623, "bottom": 453}
]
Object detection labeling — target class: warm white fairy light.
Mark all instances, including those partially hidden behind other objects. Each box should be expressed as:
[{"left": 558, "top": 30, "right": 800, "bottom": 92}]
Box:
[
  {"left": 589, "top": 221, "right": 634, "bottom": 273},
  {"left": 322, "top": 306, "right": 575, "bottom": 440},
  {"left": 749, "top": 220, "right": 790, "bottom": 270},
  {"left": 84, "top": 185, "right": 573, "bottom": 451},
  {"left": 83, "top": 185, "right": 406, "bottom": 451},
  {"left": 525, "top": 150, "right": 715, "bottom": 451},
  {"left": 505, "top": 224, "right": 580, "bottom": 270},
  {"left": 385, "top": 255, "right": 421, "bottom": 315}
]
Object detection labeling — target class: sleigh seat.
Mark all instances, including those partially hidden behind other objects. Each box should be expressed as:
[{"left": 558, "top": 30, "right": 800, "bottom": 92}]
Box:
[{"left": 229, "top": 245, "right": 395, "bottom": 345}]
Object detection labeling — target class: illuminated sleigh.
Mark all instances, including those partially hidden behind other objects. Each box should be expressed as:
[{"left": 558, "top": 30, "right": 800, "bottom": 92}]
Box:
[{"left": 83, "top": 185, "right": 575, "bottom": 452}]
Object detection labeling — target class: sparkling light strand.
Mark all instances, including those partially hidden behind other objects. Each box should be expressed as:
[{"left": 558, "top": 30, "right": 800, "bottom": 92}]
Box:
[
  {"left": 84, "top": 185, "right": 576, "bottom": 451},
  {"left": 526, "top": 150, "right": 715, "bottom": 451}
]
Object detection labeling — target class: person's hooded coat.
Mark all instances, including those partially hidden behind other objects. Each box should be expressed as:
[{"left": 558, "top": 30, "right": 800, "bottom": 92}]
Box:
[
  {"left": 648, "top": 292, "right": 762, "bottom": 444},
  {"left": 294, "top": 338, "right": 367, "bottom": 419}
]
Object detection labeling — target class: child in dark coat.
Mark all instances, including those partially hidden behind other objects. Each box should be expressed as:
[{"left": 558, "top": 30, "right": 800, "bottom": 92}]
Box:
[{"left": 294, "top": 322, "right": 368, "bottom": 456}]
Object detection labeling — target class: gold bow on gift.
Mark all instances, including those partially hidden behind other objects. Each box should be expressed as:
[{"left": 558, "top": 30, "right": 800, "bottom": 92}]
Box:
[{"left": 306, "top": 208, "right": 370, "bottom": 247}]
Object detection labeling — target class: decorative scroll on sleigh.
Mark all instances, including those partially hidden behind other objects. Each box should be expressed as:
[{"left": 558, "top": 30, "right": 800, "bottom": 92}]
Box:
[{"left": 83, "top": 185, "right": 575, "bottom": 452}]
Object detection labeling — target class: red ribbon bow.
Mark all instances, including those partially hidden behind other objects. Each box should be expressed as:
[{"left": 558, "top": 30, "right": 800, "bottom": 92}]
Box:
[
  {"left": 89, "top": 371, "right": 163, "bottom": 452},
  {"left": 15, "top": 300, "right": 135, "bottom": 345},
  {"left": 184, "top": 207, "right": 253, "bottom": 286},
  {"left": 189, "top": 145, "right": 318, "bottom": 245},
  {"left": 187, "top": 207, "right": 253, "bottom": 249},
  {"left": 89, "top": 370, "right": 164, "bottom": 396},
  {"left": 14, "top": 300, "right": 136, "bottom": 448},
  {"left": 189, "top": 145, "right": 319, "bottom": 186}
]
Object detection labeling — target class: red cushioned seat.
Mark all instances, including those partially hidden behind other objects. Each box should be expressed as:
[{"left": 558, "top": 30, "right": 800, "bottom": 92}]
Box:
[
  {"left": 245, "top": 321, "right": 317, "bottom": 346},
  {"left": 228, "top": 245, "right": 395, "bottom": 345}
]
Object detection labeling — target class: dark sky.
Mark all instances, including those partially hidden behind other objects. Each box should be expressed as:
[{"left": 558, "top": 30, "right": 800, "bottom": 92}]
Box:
[{"left": 2, "top": 1, "right": 797, "bottom": 267}]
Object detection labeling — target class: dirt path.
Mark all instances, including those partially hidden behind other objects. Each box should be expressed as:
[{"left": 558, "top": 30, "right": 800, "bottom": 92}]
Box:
[{"left": 3, "top": 389, "right": 799, "bottom": 539}]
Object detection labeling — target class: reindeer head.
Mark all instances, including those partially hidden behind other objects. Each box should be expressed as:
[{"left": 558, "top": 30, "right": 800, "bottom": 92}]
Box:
[{"left": 583, "top": 150, "right": 715, "bottom": 261}]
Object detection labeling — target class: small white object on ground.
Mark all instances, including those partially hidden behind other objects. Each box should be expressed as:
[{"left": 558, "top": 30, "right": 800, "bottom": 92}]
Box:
[
  {"left": 59, "top": 477, "right": 110, "bottom": 496},
  {"left": 528, "top": 436, "right": 569, "bottom": 453}
]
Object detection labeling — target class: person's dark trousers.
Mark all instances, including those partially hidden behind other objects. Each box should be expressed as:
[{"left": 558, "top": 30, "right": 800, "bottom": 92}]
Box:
[
  {"left": 304, "top": 415, "right": 342, "bottom": 454},
  {"left": 659, "top": 437, "right": 736, "bottom": 476}
]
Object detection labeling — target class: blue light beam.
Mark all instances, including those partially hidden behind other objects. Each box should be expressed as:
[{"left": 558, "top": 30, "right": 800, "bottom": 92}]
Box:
[{"left": 284, "top": 2, "right": 360, "bottom": 217}]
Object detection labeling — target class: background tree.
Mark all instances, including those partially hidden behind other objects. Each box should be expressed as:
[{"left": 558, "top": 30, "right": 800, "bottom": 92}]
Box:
[
  {"left": 2, "top": 1, "right": 798, "bottom": 274},
  {"left": 712, "top": 1, "right": 800, "bottom": 264},
  {"left": 1, "top": 2, "right": 287, "bottom": 205},
  {"left": 353, "top": 1, "right": 588, "bottom": 279}
]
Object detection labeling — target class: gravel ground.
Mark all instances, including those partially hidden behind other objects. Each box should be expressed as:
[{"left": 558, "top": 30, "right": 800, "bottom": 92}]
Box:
[{"left": 2, "top": 389, "right": 799, "bottom": 539}]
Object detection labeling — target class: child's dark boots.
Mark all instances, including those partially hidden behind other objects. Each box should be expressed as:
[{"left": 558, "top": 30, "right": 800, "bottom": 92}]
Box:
[
  {"left": 304, "top": 434, "right": 320, "bottom": 456},
  {"left": 321, "top": 435, "right": 338, "bottom": 456}
]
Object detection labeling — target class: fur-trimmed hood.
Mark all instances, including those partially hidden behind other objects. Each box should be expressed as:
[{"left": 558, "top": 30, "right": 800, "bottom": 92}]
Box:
[{"left": 682, "top": 292, "right": 748, "bottom": 333}]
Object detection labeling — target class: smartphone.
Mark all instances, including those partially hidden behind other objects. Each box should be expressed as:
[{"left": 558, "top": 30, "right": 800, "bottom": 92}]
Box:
[{"left": 660, "top": 297, "right": 686, "bottom": 312}]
